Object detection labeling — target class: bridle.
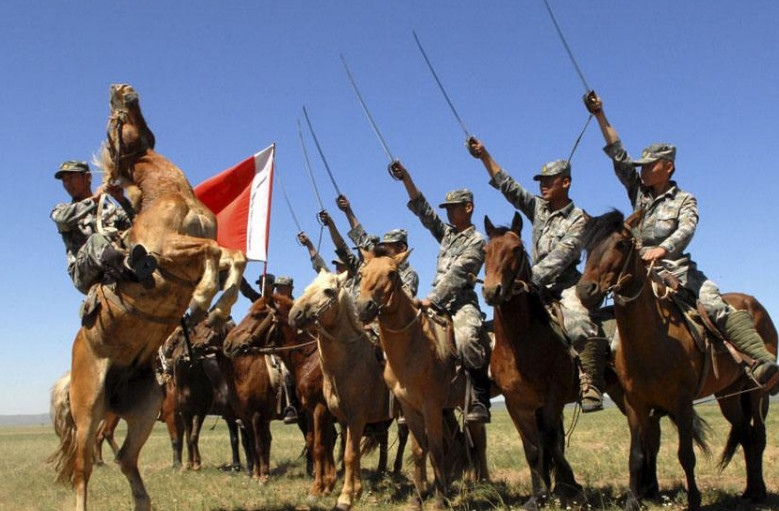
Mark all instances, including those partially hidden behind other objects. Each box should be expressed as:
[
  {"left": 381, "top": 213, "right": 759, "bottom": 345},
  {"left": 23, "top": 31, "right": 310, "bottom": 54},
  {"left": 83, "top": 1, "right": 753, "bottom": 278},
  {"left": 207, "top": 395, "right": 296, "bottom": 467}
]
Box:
[
  {"left": 502, "top": 232, "right": 533, "bottom": 297},
  {"left": 605, "top": 225, "right": 654, "bottom": 306},
  {"left": 309, "top": 287, "right": 365, "bottom": 344},
  {"left": 373, "top": 264, "right": 423, "bottom": 333}
]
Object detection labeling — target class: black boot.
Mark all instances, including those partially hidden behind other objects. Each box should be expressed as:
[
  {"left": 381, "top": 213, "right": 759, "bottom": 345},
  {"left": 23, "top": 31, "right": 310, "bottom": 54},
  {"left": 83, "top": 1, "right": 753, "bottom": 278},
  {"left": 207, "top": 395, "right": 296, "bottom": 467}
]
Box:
[
  {"left": 127, "top": 244, "right": 157, "bottom": 281},
  {"left": 579, "top": 337, "right": 610, "bottom": 413},
  {"left": 466, "top": 365, "right": 491, "bottom": 424},
  {"left": 101, "top": 244, "right": 157, "bottom": 282}
]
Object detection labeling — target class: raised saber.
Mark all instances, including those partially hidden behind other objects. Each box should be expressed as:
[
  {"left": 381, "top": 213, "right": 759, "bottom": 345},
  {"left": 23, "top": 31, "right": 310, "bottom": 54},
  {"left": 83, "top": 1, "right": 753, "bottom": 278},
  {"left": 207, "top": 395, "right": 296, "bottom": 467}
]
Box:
[
  {"left": 302, "top": 106, "right": 343, "bottom": 197},
  {"left": 297, "top": 119, "right": 326, "bottom": 219},
  {"left": 412, "top": 30, "right": 470, "bottom": 137},
  {"left": 541, "top": 0, "right": 591, "bottom": 93},
  {"left": 340, "top": 54, "right": 395, "bottom": 163},
  {"left": 275, "top": 168, "right": 304, "bottom": 234}
]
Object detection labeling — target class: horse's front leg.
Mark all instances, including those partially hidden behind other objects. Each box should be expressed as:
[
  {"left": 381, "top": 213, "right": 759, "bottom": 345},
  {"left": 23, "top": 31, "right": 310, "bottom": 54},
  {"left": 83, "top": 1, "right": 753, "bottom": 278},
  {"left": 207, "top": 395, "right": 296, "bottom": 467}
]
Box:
[
  {"left": 403, "top": 408, "right": 429, "bottom": 510},
  {"left": 509, "top": 405, "right": 548, "bottom": 511},
  {"left": 336, "top": 420, "right": 365, "bottom": 511},
  {"left": 674, "top": 404, "right": 701, "bottom": 511},
  {"left": 421, "top": 406, "right": 448, "bottom": 509},
  {"left": 624, "top": 404, "right": 649, "bottom": 511},
  {"left": 207, "top": 247, "right": 246, "bottom": 326}
]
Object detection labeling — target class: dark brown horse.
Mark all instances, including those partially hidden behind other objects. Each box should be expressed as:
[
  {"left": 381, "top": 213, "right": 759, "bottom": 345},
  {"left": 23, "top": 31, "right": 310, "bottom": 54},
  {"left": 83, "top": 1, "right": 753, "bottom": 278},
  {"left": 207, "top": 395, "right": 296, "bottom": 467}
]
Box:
[
  {"left": 223, "top": 294, "right": 339, "bottom": 498},
  {"left": 576, "top": 210, "right": 776, "bottom": 511},
  {"left": 483, "top": 213, "right": 629, "bottom": 509}
]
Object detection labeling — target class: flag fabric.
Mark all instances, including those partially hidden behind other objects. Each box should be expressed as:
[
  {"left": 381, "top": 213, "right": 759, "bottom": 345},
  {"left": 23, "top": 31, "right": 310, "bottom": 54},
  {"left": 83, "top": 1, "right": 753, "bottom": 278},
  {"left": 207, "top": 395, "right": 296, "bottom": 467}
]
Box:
[{"left": 193, "top": 144, "right": 275, "bottom": 261}]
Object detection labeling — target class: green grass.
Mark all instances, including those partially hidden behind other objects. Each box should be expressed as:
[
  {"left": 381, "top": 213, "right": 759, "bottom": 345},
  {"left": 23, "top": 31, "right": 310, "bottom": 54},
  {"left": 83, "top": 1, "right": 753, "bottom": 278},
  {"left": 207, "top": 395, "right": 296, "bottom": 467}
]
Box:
[{"left": 1, "top": 405, "right": 778, "bottom": 510}]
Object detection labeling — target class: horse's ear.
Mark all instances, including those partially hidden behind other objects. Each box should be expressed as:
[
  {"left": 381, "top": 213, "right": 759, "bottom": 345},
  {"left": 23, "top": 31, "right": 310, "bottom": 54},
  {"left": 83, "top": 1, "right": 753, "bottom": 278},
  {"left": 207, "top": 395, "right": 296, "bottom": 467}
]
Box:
[
  {"left": 335, "top": 271, "right": 349, "bottom": 288},
  {"left": 511, "top": 212, "right": 523, "bottom": 236},
  {"left": 484, "top": 215, "right": 496, "bottom": 237},
  {"left": 394, "top": 249, "right": 412, "bottom": 266},
  {"left": 360, "top": 248, "right": 374, "bottom": 263},
  {"left": 624, "top": 209, "right": 644, "bottom": 231}
]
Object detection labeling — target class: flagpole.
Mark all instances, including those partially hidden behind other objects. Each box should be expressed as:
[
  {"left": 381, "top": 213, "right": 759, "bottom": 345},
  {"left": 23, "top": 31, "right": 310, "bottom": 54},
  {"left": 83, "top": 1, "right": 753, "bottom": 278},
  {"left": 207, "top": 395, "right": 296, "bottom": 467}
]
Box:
[{"left": 261, "top": 143, "right": 276, "bottom": 295}]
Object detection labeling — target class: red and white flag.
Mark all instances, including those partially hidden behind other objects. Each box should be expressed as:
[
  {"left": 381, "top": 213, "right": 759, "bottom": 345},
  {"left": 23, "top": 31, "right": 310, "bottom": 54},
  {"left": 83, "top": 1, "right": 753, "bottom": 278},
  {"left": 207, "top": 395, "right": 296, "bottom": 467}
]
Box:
[{"left": 194, "top": 144, "right": 275, "bottom": 261}]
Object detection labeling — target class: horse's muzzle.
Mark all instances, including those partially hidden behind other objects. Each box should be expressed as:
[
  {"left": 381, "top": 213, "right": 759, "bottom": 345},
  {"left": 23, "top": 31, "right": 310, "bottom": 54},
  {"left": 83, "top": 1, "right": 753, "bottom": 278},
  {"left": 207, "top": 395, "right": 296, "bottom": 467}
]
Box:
[
  {"left": 356, "top": 298, "right": 379, "bottom": 323},
  {"left": 288, "top": 305, "right": 308, "bottom": 331},
  {"left": 576, "top": 280, "right": 604, "bottom": 310},
  {"left": 482, "top": 284, "right": 503, "bottom": 306}
]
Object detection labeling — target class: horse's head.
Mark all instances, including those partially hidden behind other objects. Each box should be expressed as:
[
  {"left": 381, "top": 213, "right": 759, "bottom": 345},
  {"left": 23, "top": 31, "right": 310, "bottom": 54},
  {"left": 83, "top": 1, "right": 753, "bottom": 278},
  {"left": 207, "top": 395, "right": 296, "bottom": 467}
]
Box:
[
  {"left": 102, "top": 84, "right": 156, "bottom": 182},
  {"left": 482, "top": 213, "right": 531, "bottom": 306},
  {"left": 188, "top": 319, "right": 235, "bottom": 354},
  {"left": 289, "top": 270, "right": 349, "bottom": 331},
  {"left": 576, "top": 210, "right": 643, "bottom": 309},
  {"left": 355, "top": 248, "right": 412, "bottom": 323},
  {"left": 222, "top": 295, "right": 286, "bottom": 357}
]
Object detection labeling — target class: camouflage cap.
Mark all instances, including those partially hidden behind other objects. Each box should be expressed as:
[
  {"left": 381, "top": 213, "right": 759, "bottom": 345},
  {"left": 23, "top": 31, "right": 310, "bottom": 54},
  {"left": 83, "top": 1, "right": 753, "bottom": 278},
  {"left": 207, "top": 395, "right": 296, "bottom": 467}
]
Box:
[
  {"left": 275, "top": 276, "right": 293, "bottom": 287},
  {"left": 532, "top": 160, "right": 571, "bottom": 181},
  {"left": 437, "top": 188, "right": 474, "bottom": 208},
  {"left": 381, "top": 229, "right": 408, "bottom": 245},
  {"left": 55, "top": 160, "right": 91, "bottom": 179},
  {"left": 632, "top": 143, "right": 676, "bottom": 166},
  {"left": 256, "top": 273, "right": 275, "bottom": 286},
  {"left": 353, "top": 235, "right": 380, "bottom": 251}
]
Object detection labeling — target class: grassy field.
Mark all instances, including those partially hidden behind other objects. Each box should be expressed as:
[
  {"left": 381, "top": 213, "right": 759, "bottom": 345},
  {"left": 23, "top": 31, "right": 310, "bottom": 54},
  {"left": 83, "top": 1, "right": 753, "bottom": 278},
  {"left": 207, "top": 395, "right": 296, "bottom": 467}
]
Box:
[{"left": 1, "top": 404, "right": 778, "bottom": 511}]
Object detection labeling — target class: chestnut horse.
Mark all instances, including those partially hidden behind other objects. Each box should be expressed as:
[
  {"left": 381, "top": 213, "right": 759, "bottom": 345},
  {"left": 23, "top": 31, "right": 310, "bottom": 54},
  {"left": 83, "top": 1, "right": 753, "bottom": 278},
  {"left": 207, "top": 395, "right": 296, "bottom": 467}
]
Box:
[
  {"left": 577, "top": 210, "right": 776, "bottom": 511},
  {"left": 49, "top": 84, "right": 247, "bottom": 511},
  {"left": 483, "top": 213, "right": 630, "bottom": 509},
  {"left": 290, "top": 270, "right": 398, "bottom": 511},
  {"left": 356, "top": 250, "right": 488, "bottom": 509},
  {"left": 223, "top": 294, "right": 339, "bottom": 497}
]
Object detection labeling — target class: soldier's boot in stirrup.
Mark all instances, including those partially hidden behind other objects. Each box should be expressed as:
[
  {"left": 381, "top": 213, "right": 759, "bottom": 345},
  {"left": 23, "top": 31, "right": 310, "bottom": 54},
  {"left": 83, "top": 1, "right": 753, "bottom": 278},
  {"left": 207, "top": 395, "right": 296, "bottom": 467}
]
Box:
[
  {"left": 127, "top": 244, "right": 157, "bottom": 281},
  {"left": 579, "top": 337, "right": 610, "bottom": 413},
  {"left": 283, "top": 405, "right": 299, "bottom": 425},
  {"left": 724, "top": 310, "right": 779, "bottom": 395},
  {"left": 465, "top": 366, "right": 491, "bottom": 424}
]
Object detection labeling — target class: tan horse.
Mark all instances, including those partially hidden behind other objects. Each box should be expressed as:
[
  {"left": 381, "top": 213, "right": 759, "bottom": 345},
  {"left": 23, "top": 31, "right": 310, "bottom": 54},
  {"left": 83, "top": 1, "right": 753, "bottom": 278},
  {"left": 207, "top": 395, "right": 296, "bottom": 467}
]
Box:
[
  {"left": 577, "top": 210, "right": 777, "bottom": 511},
  {"left": 49, "top": 84, "right": 246, "bottom": 511},
  {"left": 289, "top": 270, "right": 395, "bottom": 511},
  {"left": 355, "top": 250, "right": 488, "bottom": 509}
]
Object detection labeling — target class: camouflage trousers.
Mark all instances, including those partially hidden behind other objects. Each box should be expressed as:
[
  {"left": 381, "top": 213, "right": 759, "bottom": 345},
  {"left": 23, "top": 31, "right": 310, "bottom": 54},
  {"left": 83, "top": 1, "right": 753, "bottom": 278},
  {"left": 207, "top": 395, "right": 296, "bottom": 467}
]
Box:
[
  {"left": 68, "top": 233, "right": 113, "bottom": 295},
  {"left": 559, "top": 286, "right": 600, "bottom": 342},
  {"left": 451, "top": 302, "right": 489, "bottom": 371},
  {"left": 687, "top": 274, "right": 732, "bottom": 331}
]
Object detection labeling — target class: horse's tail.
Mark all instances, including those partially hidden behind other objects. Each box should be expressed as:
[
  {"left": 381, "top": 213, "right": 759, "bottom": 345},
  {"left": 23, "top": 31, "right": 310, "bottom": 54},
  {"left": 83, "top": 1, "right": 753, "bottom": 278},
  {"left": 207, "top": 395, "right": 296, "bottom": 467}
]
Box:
[
  {"left": 691, "top": 410, "right": 711, "bottom": 457},
  {"left": 48, "top": 372, "right": 78, "bottom": 487},
  {"left": 718, "top": 421, "right": 742, "bottom": 471},
  {"left": 360, "top": 434, "right": 381, "bottom": 457}
]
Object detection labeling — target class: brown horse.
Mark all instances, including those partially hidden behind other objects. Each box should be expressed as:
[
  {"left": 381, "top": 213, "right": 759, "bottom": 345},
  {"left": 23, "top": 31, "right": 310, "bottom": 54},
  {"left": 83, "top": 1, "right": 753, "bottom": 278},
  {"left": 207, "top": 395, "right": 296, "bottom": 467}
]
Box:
[
  {"left": 290, "top": 270, "right": 398, "bottom": 511},
  {"left": 576, "top": 210, "right": 776, "bottom": 511},
  {"left": 356, "top": 250, "right": 488, "bottom": 509},
  {"left": 222, "top": 294, "right": 339, "bottom": 498},
  {"left": 483, "top": 213, "right": 630, "bottom": 509},
  {"left": 93, "top": 413, "right": 120, "bottom": 466},
  {"left": 49, "top": 84, "right": 247, "bottom": 511}
]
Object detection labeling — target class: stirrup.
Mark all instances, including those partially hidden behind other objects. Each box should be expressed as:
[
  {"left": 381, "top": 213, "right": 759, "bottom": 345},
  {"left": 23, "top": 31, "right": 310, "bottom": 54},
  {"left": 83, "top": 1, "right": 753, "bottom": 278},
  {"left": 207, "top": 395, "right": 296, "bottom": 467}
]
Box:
[
  {"left": 465, "top": 402, "right": 491, "bottom": 424},
  {"left": 128, "top": 244, "right": 157, "bottom": 281},
  {"left": 580, "top": 384, "right": 604, "bottom": 413},
  {"left": 750, "top": 362, "right": 779, "bottom": 396},
  {"left": 283, "top": 406, "right": 298, "bottom": 425}
]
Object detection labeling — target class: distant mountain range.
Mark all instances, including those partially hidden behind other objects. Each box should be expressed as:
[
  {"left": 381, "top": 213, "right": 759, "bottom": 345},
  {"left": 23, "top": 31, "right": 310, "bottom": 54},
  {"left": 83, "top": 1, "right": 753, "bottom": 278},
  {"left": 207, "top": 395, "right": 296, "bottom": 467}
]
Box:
[{"left": 0, "top": 414, "right": 50, "bottom": 427}]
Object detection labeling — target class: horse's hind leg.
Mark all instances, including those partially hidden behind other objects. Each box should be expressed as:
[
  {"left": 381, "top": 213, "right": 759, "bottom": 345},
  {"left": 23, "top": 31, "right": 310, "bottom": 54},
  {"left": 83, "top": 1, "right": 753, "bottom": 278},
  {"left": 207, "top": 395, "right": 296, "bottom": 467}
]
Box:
[
  {"left": 639, "top": 414, "right": 661, "bottom": 499},
  {"left": 116, "top": 377, "right": 163, "bottom": 511},
  {"left": 718, "top": 392, "right": 767, "bottom": 502},
  {"left": 508, "top": 405, "right": 548, "bottom": 510},
  {"left": 393, "top": 421, "right": 409, "bottom": 475},
  {"left": 226, "top": 417, "right": 242, "bottom": 471},
  {"left": 546, "top": 415, "right": 582, "bottom": 505},
  {"left": 189, "top": 413, "right": 205, "bottom": 471},
  {"left": 673, "top": 405, "right": 702, "bottom": 511},
  {"left": 376, "top": 429, "right": 389, "bottom": 474}
]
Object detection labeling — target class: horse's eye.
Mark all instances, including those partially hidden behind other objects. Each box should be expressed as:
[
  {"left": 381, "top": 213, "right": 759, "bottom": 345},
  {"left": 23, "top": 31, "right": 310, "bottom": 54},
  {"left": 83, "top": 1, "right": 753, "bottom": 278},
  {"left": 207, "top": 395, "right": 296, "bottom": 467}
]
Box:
[
  {"left": 616, "top": 240, "right": 629, "bottom": 251},
  {"left": 324, "top": 288, "right": 336, "bottom": 298},
  {"left": 388, "top": 270, "right": 397, "bottom": 281}
]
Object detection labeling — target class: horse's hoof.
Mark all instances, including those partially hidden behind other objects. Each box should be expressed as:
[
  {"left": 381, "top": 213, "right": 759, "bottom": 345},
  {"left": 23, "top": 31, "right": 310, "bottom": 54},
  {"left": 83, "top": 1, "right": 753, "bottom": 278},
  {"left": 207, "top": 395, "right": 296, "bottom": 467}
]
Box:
[
  {"left": 306, "top": 494, "right": 320, "bottom": 505},
  {"left": 332, "top": 503, "right": 351, "bottom": 511},
  {"left": 741, "top": 486, "right": 767, "bottom": 503},
  {"left": 191, "top": 463, "right": 202, "bottom": 471},
  {"left": 403, "top": 497, "right": 422, "bottom": 511},
  {"left": 522, "top": 496, "right": 540, "bottom": 511},
  {"left": 94, "top": 460, "right": 105, "bottom": 467},
  {"left": 622, "top": 493, "right": 642, "bottom": 511}
]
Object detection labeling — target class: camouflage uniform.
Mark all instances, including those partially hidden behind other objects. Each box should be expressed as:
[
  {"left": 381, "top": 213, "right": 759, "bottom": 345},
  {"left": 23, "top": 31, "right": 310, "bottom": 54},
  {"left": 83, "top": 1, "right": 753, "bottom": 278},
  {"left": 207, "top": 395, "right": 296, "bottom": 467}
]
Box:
[
  {"left": 51, "top": 196, "right": 133, "bottom": 294},
  {"left": 489, "top": 162, "right": 598, "bottom": 341},
  {"left": 604, "top": 141, "right": 730, "bottom": 327},
  {"left": 407, "top": 191, "right": 487, "bottom": 370},
  {"left": 348, "top": 224, "right": 420, "bottom": 298}
]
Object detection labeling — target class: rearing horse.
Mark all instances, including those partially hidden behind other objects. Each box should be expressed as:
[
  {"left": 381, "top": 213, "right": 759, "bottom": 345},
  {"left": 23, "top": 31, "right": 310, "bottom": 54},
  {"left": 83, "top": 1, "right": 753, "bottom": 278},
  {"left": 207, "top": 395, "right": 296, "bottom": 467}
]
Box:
[
  {"left": 49, "top": 84, "right": 246, "bottom": 511},
  {"left": 356, "top": 249, "right": 488, "bottom": 510},
  {"left": 483, "top": 212, "right": 628, "bottom": 510},
  {"left": 577, "top": 210, "right": 776, "bottom": 511}
]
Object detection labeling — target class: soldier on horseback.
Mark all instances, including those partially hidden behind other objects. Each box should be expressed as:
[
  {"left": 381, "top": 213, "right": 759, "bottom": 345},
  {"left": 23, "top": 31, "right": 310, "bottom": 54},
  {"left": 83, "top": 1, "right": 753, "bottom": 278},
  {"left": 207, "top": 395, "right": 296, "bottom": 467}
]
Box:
[
  {"left": 466, "top": 138, "right": 605, "bottom": 412},
  {"left": 389, "top": 160, "right": 492, "bottom": 423},
  {"left": 584, "top": 91, "right": 779, "bottom": 394},
  {"left": 52, "top": 160, "right": 156, "bottom": 294}
]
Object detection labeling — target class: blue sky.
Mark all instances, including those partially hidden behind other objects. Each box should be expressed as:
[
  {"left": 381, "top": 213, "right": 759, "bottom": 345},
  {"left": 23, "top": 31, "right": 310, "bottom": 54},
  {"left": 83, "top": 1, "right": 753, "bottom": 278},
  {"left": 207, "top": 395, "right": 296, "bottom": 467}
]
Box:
[{"left": 1, "top": 1, "right": 777, "bottom": 414}]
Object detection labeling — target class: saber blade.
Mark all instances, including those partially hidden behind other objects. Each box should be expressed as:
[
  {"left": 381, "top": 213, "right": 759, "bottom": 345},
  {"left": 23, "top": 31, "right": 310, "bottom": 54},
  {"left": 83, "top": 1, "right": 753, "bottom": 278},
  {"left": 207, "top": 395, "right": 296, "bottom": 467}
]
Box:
[
  {"left": 541, "top": 0, "right": 590, "bottom": 93},
  {"left": 567, "top": 114, "right": 593, "bottom": 164},
  {"left": 340, "top": 54, "right": 395, "bottom": 162},
  {"left": 275, "top": 169, "right": 303, "bottom": 233},
  {"left": 297, "top": 119, "right": 325, "bottom": 211},
  {"left": 302, "top": 106, "right": 343, "bottom": 197},
  {"left": 412, "top": 30, "right": 470, "bottom": 137}
]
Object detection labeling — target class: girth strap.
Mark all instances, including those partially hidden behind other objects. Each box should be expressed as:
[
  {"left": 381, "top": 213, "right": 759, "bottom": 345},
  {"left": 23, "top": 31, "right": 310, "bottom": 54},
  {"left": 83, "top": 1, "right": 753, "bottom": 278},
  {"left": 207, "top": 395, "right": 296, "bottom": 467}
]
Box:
[{"left": 99, "top": 285, "right": 180, "bottom": 325}]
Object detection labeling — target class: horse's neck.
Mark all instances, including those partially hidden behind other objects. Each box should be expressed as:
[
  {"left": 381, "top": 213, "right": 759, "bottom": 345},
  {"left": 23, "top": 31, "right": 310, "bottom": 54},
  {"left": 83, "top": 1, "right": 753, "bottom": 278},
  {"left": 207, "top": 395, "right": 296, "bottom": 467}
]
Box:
[
  {"left": 494, "top": 292, "right": 533, "bottom": 350},
  {"left": 615, "top": 257, "right": 662, "bottom": 358},
  {"left": 378, "top": 292, "right": 421, "bottom": 361},
  {"left": 130, "top": 151, "right": 191, "bottom": 210},
  {"left": 318, "top": 296, "right": 364, "bottom": 370}
]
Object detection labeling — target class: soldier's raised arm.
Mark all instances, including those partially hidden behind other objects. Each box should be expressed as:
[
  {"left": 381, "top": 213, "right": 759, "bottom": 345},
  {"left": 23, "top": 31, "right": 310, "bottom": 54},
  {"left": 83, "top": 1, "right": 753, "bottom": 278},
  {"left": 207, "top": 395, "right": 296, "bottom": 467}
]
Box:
[
  {"left": 336, "top": 195, "right": 372, "bottom": 250},
  {"left": 298, "top": 232, "right": 330, "bottom": 273},
  {"left": 319, "top": 210, "right": 359, "bottom": 274},
  {"left": 468, "top": 137, "right": 536, "bottom": 221},
  {"left": 584, "top": 91, "right": 641, "bottom": 207},
  {"left": 390, "top": 160, "right": 447, "bottom": 243}
]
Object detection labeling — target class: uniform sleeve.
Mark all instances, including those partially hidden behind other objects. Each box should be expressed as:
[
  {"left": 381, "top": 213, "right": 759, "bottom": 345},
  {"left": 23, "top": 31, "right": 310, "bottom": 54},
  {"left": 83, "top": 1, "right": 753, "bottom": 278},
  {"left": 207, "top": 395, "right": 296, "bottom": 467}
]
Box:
[
  {"left": 311, "top": 253, "right": 331, "bottom": 273},
  {"left": 239, "top": 277, "right": 261, "bottom": 303},
  {"left": 489, "top": 169, "right": 537, "bottom": 221},
  {"left": 50, "top": 199, "right": 96, "bottom": 232},
  {"left": 333, "top": 243, "right": 361, "bottom": 277},
  {"left": 402, "top": 267, "right": 420, "bottom": 298},
  {"left": 112, "top": 205, "right": 134, "bottom": 231},
  {"left": 347, "top": 223, "right": 373, "bottom": 249},
  {"left": 603, "top": 141, "right": 641, "bottom": 208},
  {"left": 531, "top": 213, "right": 586, "bottom": 288},
  {"left": 659, "top": 194, "right": 698, "bottom": 256},
  {"left": 427, "top": 237, "right": 484, "bottom": 307},
  {"left": 407, "top": 194, "right": 447, "bottom": 243}
]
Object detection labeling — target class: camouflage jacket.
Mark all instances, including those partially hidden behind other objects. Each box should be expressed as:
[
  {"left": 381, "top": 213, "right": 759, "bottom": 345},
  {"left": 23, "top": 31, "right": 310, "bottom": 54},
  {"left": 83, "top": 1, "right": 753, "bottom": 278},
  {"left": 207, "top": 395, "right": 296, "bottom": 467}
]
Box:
[
  {"left": 407, "top": 194, "right": 484, "bottom": 311},
  {"left": 490, "top": 170, "right": 587, "bottom": 292},
  {"left": 604, "top": 141, "right": 700, "bottom": 283},
  {"left": 333, "top": 234, "right": 363, "bottom": 302},
  {"left": 310, "top": 253, "right": 330, "bottom": 274},
  {"left": 51, "top": 197, "right": 133, "bottom": 276},
  {"left": 348, "top": 223, "right": 420, "bottom": 298}
]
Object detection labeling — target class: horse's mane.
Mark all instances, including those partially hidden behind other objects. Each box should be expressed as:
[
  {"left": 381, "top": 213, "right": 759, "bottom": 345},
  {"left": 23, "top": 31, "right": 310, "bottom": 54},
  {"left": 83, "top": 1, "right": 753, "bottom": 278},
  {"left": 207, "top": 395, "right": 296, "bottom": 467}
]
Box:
[
  {"left": 93, "top": 143, "right": 117, "bottom": 182},
  {"left": 582, "top": 209, "right": 625, "bottom": 254},
  {"left": 371, "top": 245, "right": 391, "bottom": 258}
]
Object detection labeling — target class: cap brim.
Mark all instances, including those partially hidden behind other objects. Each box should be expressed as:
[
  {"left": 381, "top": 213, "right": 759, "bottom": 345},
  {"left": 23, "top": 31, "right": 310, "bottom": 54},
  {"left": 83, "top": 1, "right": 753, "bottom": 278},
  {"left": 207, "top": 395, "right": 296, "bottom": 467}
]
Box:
[
  {"left": 437, "top": 201, "right": 467, "bottom": 208},
  {"left": 632, "top": 157, "right": 659, "bottom": 166}
]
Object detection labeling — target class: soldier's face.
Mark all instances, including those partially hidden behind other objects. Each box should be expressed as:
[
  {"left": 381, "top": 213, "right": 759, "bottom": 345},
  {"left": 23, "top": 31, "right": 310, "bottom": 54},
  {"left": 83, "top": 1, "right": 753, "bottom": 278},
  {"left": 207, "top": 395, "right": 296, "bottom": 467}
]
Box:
[
  {"left": 538, "top": 175, "right": 569, "bottom": 202},
  {"left": 640, "top": 160, "right": 673, "bottom": 189},
  {"left": 60, "top": 172, "right": 92, "bottom": 200},
  {"left": 274, "top": 285, "right": 293, "bottom": 298},
  {"left": 445, "top": 202, "right": 472, "bottom": 227},
  {"left": 335, "top": 263, "right": 348, "bottom": 274}
]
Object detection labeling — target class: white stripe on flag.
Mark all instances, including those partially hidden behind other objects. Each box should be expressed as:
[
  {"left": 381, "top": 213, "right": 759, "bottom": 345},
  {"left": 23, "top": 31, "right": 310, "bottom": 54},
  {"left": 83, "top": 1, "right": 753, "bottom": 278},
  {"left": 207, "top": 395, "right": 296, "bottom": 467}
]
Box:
[{"left": 246, "top": 145, "right": 274, "bottom": 261}]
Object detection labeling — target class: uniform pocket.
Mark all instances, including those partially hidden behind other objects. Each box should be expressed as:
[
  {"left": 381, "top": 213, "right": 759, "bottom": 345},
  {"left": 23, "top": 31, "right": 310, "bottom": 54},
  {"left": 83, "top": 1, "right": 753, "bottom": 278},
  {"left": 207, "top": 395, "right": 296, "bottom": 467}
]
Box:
[{"left": 654, "top": 214, "right": 677, "bottom": 238}]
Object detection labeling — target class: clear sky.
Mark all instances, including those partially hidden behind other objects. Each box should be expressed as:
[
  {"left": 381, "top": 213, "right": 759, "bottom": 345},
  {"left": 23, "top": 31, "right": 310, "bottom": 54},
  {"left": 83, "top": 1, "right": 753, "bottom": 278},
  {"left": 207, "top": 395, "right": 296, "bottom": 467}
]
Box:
[{"left": 1, "top": 1, "right": 777, "bottom": 414}]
